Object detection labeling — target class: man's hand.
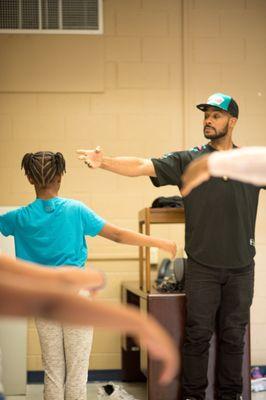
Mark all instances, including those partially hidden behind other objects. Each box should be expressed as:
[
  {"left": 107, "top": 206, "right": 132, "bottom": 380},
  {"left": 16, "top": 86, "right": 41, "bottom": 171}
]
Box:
[
  {"left": 181, "top": 155, "right": 211, "bottom": 196},
  {"left": 76, "top": 146, "right": 103, "bottom": 169}
]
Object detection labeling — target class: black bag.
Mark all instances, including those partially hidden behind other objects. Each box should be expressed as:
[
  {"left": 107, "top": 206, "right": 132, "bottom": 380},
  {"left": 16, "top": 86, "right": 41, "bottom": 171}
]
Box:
[
  {"left": 156, "top": 258, "right": 172, "bottom": 284},
  {"left": 154, "top": 258, "right": 186, "bottom": 293},
  {"left": 152, "top": 195, "right": 184, "bottom": 209}
]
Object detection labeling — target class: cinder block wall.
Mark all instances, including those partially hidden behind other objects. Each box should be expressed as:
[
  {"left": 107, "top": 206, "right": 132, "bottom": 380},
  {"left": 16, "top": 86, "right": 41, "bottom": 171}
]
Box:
[
  {"left": 0, "top": 0, "right": 265, "bottom": 370},
  {"left": 0, "top": 0, "right": 183, "bottom": 371}
]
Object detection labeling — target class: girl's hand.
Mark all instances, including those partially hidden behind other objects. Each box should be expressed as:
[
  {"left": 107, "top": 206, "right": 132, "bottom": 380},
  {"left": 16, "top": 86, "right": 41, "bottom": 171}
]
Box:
[{"left": 160, "top": 240, "right": 177, "bottom": 259}]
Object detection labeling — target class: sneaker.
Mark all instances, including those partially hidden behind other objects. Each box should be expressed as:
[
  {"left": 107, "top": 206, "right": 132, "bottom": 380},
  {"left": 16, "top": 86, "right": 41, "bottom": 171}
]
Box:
[
  {"left": 251, "top": 377, "right": 266, "bottom": 392},
  {"left": 184, "top": 398, "right": 198, "bottom": 400},
  {"left": 97, "top": 382, "right": 140, "bottom": 399},
  {"left": 184, "top": 398, "right": 199, "bottom": 400}
]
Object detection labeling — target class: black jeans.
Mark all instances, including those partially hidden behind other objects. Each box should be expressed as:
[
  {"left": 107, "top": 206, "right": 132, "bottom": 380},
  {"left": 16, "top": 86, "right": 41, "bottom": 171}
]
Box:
[{"left": 182, "top": 258, "right": 254, "bottom": 400}]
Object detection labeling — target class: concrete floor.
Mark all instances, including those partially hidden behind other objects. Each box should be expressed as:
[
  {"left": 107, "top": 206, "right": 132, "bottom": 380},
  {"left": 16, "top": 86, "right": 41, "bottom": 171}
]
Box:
[
  {"left": 5, "top": 382, "right": 146, "bottom": 399},
  {"left": 4, "top": 383, "right": 266, "bottom": 399}
]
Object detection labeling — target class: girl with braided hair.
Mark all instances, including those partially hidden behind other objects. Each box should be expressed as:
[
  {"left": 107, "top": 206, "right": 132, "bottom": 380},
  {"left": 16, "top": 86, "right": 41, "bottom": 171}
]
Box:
[
  {"left": 0, "top": 151, "right": 177, "bottom": 400},
  {"left": 21, "top": 151, "right": 66, "bottom": 189}
]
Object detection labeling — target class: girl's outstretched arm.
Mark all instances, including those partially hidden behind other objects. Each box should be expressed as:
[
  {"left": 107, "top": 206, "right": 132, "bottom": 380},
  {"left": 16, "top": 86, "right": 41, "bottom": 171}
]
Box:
[{"left": 99, "top": 223, "right": 177, "bottom": 259}]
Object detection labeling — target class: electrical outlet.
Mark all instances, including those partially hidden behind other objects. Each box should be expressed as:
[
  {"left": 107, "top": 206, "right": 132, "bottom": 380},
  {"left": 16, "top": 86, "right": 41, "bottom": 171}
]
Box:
[{"left": 150, "top": 247, "right": 159, "bottom": 265}]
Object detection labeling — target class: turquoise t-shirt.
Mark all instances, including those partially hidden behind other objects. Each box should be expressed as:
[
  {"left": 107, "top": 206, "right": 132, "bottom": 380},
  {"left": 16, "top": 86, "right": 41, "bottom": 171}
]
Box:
[{"left": 0, "top": 197, "right": 106, "bottom": 268}]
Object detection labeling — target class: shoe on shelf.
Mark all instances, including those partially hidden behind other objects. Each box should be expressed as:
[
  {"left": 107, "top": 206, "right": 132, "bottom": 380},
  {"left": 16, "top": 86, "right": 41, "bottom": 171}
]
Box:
[
  {"left": 97, "top": 382, "right": 140, "bottom": 400},
  {"left": 251, "top": 366, "right": 263, "bottom": 380}
]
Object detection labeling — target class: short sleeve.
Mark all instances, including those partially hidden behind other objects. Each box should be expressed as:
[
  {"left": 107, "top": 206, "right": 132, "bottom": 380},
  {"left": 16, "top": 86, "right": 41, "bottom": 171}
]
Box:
[
  {"left": 79, "top": 203, "right": 106, "bottom": 237},
  {"left": 150, "top": 151, "right": 190, "bottom": 188},
  {"left": 0, "top": 209, "right": 18, "bottom": 237}
]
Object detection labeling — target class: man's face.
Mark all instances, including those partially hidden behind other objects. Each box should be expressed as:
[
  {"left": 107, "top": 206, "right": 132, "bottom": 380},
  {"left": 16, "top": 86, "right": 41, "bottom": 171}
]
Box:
[{"left": 203, "top": 107, "right": 231, "bottom": 140}]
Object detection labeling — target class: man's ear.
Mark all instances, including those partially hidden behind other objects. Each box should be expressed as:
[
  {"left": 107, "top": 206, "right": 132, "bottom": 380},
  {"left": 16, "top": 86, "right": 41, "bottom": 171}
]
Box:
[{"left": 229, "top": 117, "right": 237, "bottom": 129}]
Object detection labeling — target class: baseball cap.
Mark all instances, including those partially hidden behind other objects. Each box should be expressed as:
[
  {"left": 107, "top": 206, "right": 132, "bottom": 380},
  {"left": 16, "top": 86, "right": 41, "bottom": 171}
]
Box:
[{"left": 196, "top": 93, "right": 239, "bottom": 118}]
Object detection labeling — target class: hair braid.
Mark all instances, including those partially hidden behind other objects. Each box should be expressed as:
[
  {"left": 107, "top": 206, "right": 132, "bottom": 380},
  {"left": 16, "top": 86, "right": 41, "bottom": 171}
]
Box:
[{"left": 21, "top": 151, "right": 66, "bottom": 188}]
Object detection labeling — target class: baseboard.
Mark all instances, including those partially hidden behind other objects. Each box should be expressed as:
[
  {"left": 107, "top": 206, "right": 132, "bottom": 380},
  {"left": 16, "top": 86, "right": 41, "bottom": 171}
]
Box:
[{"left": 27, "top": 370, "right": 123, "bottom": 384}]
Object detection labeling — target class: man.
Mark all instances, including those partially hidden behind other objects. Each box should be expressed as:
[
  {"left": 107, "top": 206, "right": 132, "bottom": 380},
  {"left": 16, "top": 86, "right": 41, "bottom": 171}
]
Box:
[
  {"left": 181, "top": 147, "right": 266, "bottom": 196},
  {"left": 77, "top": 93, "right": 263, "bottom": 400}
]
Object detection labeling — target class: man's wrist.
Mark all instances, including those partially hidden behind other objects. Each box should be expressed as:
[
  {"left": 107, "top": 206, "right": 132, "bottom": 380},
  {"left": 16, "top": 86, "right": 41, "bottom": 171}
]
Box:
[{"left": 101, "top": 156, "right": 110, "bottom": 170}]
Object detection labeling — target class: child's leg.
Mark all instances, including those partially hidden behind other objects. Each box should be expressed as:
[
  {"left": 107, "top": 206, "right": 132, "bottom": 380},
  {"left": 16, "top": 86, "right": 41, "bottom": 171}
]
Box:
[
  {"left": 0, "top": 348, "right": 4, "bottom": 399},
  {"left": 35, "top": 319, "right": 65, "bottom": 400},
  {"left": 64, "top": 325, "right": 93, "bottom": 400}
]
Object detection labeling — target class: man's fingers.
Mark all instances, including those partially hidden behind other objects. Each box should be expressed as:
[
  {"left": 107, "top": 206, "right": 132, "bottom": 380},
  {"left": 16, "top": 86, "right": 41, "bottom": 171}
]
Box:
[
  {"left": 76, "top": 147, "right": 101, "bottom": 155},
  {"left": 77, "top": 155, "right": 92, "bottom": 167},
  {"left": 77, "top": 154, "right": 94, "bottom": 167},
  {"left": 76, "top": 149, "right": 89, "bottom": 154}
]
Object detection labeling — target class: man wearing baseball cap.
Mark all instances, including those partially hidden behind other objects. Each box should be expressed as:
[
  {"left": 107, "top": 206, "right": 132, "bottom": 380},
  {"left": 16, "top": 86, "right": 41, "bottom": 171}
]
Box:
[
  {"left": 197, "top": 92, "right": 239, "bottom": 118},
  {"left": 77, "top": 93, "right": 263, "bottom": 400}
]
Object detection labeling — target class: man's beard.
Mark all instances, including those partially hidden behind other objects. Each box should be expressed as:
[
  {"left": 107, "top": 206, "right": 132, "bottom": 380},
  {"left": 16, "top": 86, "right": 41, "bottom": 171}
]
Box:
[{"left": 204, "top": 121, "right": 229, "bottom": 140}]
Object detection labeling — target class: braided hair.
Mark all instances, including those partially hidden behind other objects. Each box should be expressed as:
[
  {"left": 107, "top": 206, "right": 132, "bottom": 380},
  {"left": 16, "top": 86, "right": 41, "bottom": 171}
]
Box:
[{"left": 21, "top": 151, "right": 66, "bottom": 188}]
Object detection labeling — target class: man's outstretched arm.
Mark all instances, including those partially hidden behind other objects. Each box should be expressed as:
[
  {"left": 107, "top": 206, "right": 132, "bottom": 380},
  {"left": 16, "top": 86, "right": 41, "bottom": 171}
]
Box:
[{"left": 77, "top": 147, "right": 156, "bottom": 177}]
